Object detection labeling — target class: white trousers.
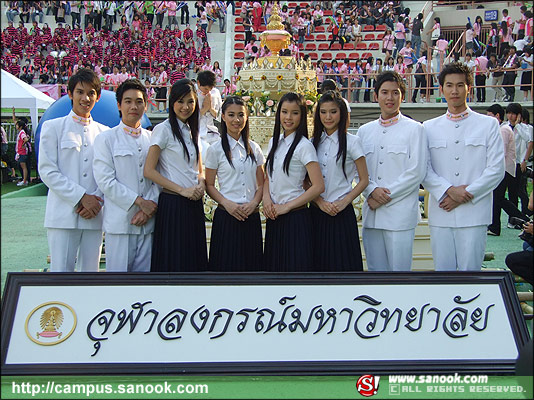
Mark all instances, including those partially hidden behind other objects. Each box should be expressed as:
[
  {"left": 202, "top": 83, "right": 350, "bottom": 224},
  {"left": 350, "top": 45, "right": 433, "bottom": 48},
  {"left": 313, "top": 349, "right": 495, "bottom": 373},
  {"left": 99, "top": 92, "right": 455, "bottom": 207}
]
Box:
[
  {"left": 362, "top": 228, "right": 415, "bottom": 271},
  {"left": 430, "top": 226, "right": 487, "bottom": 271},
  {"left": 48, "top": 228, "right": 103, "bottom": 272},
  {"left": 105, "top": 233, "right": 152, "bottom": 272}
]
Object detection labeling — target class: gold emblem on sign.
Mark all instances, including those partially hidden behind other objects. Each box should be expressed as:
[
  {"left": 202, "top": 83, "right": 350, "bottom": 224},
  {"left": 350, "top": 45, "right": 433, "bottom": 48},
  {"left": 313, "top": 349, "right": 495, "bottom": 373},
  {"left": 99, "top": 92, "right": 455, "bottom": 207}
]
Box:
[{"left": 25, "top": 301, "right": 77, "bottom": 346}]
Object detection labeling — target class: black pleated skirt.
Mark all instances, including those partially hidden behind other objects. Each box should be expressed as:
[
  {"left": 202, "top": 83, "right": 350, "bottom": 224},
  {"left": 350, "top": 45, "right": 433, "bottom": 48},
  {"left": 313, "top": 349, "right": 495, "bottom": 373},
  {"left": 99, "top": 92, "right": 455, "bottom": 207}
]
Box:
[
  {"left": 208, "top": 207, "right": 263, "bottom": 271},
  {"left": 263, "top": 207, "right": 314, "bottom": 272},
  {"left": 310, "top": 204, "right": 364, "bottom": 271},
  {"left": 151, "top": 192, "right": 208, "bottom": 272}
]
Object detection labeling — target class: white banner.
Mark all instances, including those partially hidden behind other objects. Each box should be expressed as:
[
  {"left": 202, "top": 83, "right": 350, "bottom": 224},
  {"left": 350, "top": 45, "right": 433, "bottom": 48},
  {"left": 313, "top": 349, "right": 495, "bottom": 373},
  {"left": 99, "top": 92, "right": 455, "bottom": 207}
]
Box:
[{"left": 1, "top": 272, "right": 529, "bottom": 374}]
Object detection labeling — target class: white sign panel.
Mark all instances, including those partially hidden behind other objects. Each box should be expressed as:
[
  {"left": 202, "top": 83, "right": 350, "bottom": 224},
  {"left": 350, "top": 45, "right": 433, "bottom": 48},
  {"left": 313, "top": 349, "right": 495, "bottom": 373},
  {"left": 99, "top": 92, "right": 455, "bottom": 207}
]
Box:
[{"left": 1, "top": 272, "right": 529, "bottom": 375}]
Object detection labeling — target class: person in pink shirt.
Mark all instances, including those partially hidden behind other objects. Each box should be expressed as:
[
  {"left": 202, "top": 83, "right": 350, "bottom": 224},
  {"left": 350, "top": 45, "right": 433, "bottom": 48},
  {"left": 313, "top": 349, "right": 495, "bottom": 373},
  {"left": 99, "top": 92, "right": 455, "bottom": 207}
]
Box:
[
  {"left": 244, "top": 39, "right": 256, "bottom": 56},
  {"left": 382, "top": 28, "right": 395, "bottom": 59},
  {"left": 201, "top": 58, "right": 214, "bottom": 72},
  {"left": 473, "top": 50, "right": 489, "bottom": 103},
  {"left": 435, "top": 35, "right": 449, "bottom": 71},
  {"left": 221, "top": 78, "right": 237, "bottom": 98},
  {"left": 393, "top": 16, "right": 406, "bottom": 58},
  {"left": 399, "top": 41, "right": 415, "bottom": 67},
  {"left": 252, "top": 2, "right": 263, "bottom": 32},
  {"left": 499, "top": 21, "right": 513, "bottom": 56},
  {"left": 393, "top": 55, "right": 406, "bottom": 79},
  {"left": 339, "top": 57, "right": 351, "bottom": 98},
  {"left": 166, "top": 1, "right": 177, "bottom": 27},
  {"left": 312, "top": 4, "right": 323, "bottom": 28},
  {"left": 473, "top": 15, "right": 482, "bottom": 38}
]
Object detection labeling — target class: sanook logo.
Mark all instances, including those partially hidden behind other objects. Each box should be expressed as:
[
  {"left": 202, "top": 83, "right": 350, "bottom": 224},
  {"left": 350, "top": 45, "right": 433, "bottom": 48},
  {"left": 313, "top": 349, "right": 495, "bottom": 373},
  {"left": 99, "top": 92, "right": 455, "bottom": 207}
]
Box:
[
  {"left": 356, "top": 375, "right": 380, "bottom": 397},
  {"left": 24, "top": 301, "right": 77, "bottom": 346}
]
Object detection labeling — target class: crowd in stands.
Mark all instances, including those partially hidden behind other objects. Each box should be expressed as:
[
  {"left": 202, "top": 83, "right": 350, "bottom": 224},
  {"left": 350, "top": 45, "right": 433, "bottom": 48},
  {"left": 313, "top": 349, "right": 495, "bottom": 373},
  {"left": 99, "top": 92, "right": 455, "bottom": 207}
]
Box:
[
  {"left": 1, "top": 1, "right": 533, "bottom": 106},
  {"left": 2, "top": 1, "right": 230, "bottom": 107}
]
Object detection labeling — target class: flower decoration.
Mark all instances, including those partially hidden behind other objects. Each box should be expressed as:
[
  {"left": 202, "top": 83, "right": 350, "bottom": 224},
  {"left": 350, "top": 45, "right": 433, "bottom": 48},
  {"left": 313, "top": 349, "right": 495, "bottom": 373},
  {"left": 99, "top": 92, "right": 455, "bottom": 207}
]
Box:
[
  {"left": 303, "top": 90, "right": 320, "bottom": 114},
  {"left": 295, "top": 74, "right": 300, "bottom": 80},
  {"left": 235, "top": 90, "right": 254, "bottom": 114},
  {"left": 261, "top": 75, "right": 267, "bottom": 80},
  {"left": 236, "top": 76, "right": 241, "bottom": 81},
  {"left": 249, "top": 76, "right": 253, "bottom": 81},
  {"left": 277, "top": 75, "right": 283, "bottom": 81}
]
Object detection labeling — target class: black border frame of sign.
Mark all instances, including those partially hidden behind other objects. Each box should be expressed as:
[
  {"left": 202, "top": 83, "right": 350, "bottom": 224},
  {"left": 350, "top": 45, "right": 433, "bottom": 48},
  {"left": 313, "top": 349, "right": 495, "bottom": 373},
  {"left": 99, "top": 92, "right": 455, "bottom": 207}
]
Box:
[{"left": 1, "top": 271, "right": 529, "bottom": 376}]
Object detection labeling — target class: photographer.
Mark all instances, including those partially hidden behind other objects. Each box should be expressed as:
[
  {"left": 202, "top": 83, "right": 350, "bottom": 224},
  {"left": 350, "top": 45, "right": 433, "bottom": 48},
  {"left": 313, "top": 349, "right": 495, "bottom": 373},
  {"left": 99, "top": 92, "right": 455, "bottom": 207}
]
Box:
[{"left": 505, "top": 192, "right": 534, "bottom": 285}]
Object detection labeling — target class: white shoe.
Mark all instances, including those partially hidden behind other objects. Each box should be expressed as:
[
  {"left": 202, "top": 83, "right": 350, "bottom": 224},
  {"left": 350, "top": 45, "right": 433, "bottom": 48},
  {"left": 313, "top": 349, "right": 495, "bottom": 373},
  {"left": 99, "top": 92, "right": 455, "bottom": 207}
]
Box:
[{"left": 16, "top": 181, "right": 28, "bottom": 187}]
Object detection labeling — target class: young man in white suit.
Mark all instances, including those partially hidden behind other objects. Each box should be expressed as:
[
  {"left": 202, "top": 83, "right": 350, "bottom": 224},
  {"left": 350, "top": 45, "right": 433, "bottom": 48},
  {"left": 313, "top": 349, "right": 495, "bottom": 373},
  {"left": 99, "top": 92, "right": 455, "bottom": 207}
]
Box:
[
  {"left": 423, "top": 62, "right": 505, "bottom": 271},
  {"left": 358, "top": 71, "right": 427, "bottom": 271},
  {"left": 39, "top": 68, "right": 109, "bottom": 272},
  {"left": 93, "top": 79, "right": 159, "bottom": 272}
]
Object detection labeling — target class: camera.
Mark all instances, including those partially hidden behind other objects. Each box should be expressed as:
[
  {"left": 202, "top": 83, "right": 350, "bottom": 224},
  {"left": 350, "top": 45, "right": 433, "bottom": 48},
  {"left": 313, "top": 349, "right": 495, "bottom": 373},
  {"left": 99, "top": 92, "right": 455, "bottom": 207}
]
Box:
[
  {"left": 509, "top": 217, "right": 528, "bottom": 230},
  {"left": 525, "top": 166, "right": 533, "bottom": 179}
]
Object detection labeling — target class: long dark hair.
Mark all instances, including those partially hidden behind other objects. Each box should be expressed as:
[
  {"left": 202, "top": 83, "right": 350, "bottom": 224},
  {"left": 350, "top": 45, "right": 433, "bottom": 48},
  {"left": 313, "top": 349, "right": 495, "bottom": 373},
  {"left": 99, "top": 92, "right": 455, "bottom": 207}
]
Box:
[
  {"left": 265, "top": 92, "right": 308, "bottom": 176},
  {"left": 168, "top": 79, "right": 199, "bottom": 163},
  {"left": 312, "top": 90, "right": 349, "bottom": 178},
  {"left": 220, "top": 96, "right": 256, "bottom": 167},
  {"left": 501, "top": 20, "right": 508, "bottom": 37}
]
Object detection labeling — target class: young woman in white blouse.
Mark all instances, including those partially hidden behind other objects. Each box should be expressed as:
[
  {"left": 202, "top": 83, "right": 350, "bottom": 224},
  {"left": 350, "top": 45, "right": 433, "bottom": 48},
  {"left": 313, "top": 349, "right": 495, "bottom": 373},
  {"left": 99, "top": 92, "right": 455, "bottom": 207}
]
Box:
[
  {"left": 144, "top": 79, "right": 208, "bottom": 272},
  {"left": 204, "top": 96, "right": 265, "bottom": 271},
  {"left": 263, "top": 92, "right": 325, "bottom": 272},
  {"left": 311, "top": 91, "right": 369, "bottom": 271}
]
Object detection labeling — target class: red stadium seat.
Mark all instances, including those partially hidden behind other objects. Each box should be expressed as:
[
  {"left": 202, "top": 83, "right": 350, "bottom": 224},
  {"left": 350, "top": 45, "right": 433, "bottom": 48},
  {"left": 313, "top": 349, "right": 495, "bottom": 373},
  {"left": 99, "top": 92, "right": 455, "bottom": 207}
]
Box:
[
  {"left": 309, "top": 52, "right": 318, "bottom": 60},
  {"left": 348, "top": 52, "right": 360, "bottom": 59},
  {"left": 300, "top": 2, "right": 308, "bottom": 7},
  {"left": 298, "top": 43, "right": 304, "bottom": 50},
  {"left": 376, "top": 33, "right": 384, "bottom": 40},
  {"left": 356, "top": 42, "right": 367, "bottom": 50},
  {"left": 258, "top": 26, "right": 266, "bottom": 32},
  {"left": 327, "top": 34, "right": 333, "bottom": 40},
  {"left": 234, "top": 61, "right": 243, "bottom": 69},
  {"left": 364, "top": 33, "right": 375, "bottom": 41},
  {"left": 361, "top": 52, "right": 372, "bottom": 60},
  {"left": 288, "top": 2, "right": 297, "bottom": 8},
  {"left": 234, "top": 43, "right": 245, "bottom": 50},
  {"left": 235, "top": 17, "right": 243, "bottom": 24},
  {"left": 305, "top": 34, "right": 314, "bottom": 40},
  {"left": 343, "top": 43, "right": 355, "bottom": 50},
  {"left": 235, "top": 25, "right": 244, "bottom": 32},
  {"left": 363, "top": 25, "right": 375, "bottom": 31},
  {"left": 321, "top": 52, "right": 333, "bottom": 60},
  {"left": 235, "top": 8, "right": 241, "bottom": 15},
  {"left": 234, "top": 33, "right": 245, "bottom": 41},
  {"left": 369, "top": 43, "right": 380, "bottom": 50},
  {"left": 323, "top": 10, "right": 333, "bottom": 16},
  {"left": 330, "top": 43, "right": 342, "bottom": 50},
  {"left": 349, "top": 62, "right": 356, "bottom": 69},
  {"left": 305, "top": 43, "right": 317, "bottom": 51},
  {"left": 315, "top": 34, "right": 327, "bottom": 41},
  {"left": 318, "top": 43, "right": 329, "bottom": 50},
  {"left": 335, "top": 52, "right": 347, "bottom": 60},
  {"left": 235, "top": 1, "right": 242, "bottom": 7},
  {"left": 315, "top": 26, "right": 325, "bottom": 33},
  {"left": 376, "top": 24, "right": 387, "bottom": 31},
  {"left": 234, "top": 52, "right": 245, "bottom": 59}
]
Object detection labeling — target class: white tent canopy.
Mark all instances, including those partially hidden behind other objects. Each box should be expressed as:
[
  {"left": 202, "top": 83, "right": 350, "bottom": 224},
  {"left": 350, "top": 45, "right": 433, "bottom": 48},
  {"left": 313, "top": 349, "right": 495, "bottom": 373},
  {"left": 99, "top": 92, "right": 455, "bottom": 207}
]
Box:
[{"left": 1, "top": 69, "right": 55, "bottom": 134}]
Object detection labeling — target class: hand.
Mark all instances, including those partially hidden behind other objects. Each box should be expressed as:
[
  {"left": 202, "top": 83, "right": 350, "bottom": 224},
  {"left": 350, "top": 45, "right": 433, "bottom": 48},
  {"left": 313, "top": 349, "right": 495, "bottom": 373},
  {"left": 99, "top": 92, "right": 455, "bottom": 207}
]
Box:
[
  {"left": 367, "top": 196, "right": 382, "bottom": 210},
  {"left": 130, "top": 210, "right": 149, "bottom": 226},
  {"left": 317, "top": 197, "right": 337, "bottom": 216},
  {"left": 202, "top": 91, "right": 212, "bottom": 112},
  {"left": 273, "top": 203, "right": 291, "bottom": 217},
  {"left": 241, "top": 201, "right": 258, "bottom": 217},
  {"left": 332, "top": 197, "right": 350, "bottom": 214},
  {"left": 520, "top": 160, "right": 527, "bottom": 173},
  {"left": 75, "top": 205, "right": 93, "bottom": 219},
  {"left": 135, "top": 197, "right": 157, "bottom": 217},
  {"left": 262, "top": 196, "right": 276, "bottom": 220},
  {"left": 79, "top": 194, "right": 103, "bottom": 218},
  {"left": 446, "top": 185, "right": 473, "bottom": 204},
  {"left": 223, "top": 200, "right": 248, "bottom": 221},
  {"left": 523, "top": 221, "right": 533, "bottom": 235},
  {"left": 370, "top": 187, "right": 391, "bottom": 204},
  {"left": 181, "top": 184, "right": 204, "bottom": 201},
  {"left": 439, "top": 195, "right": 461, "bottom": 212}
]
